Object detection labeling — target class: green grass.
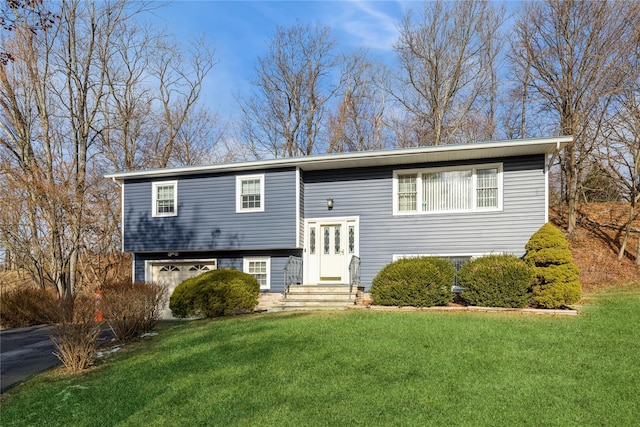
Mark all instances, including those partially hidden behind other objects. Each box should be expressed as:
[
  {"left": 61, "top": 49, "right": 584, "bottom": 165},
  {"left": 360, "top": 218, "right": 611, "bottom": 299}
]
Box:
[{"left": 2, "top": 286, "right": 639, "bottom": 426}]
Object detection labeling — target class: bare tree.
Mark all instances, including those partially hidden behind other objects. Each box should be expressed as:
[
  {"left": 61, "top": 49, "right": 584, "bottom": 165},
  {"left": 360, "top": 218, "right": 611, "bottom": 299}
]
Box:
[
  {"left": 602, "top": 60, "right": 640, "bottom": 263},
  {"left": 239, "top": 22, "right": 343, "bottom": 158},
  {"left": 0, "top": 0, "right": 219, "bottom": 296},
  {"left": 511, "top": 0, "right": 640, "bottom": 234},
  {"left": 326, "top": 52, "right": 391, "bottom": 153},
  {"left": 391, "top": 0, "right": 505, "bottom": 146}
]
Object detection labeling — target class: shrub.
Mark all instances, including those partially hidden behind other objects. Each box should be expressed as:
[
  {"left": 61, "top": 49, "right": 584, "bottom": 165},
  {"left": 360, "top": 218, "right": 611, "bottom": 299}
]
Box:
[
  {"left": 370, "top": 257, "right": 454, "bottom": 307},
  {"left": 169, "top": 269, "right": 260, "bottom": 318},
  {"left": 524, "top": 223, "right": 581, "bottom": 308},
  {"left": 0, "top": 286, "right": 61, "bottom": 328},
  {"left": 52, "top": 295, "right": 101, "bottom": 372},
  {"left": 458, "top": 254, "right": 533, "bottom": 308},
  {"left": 102, "top": 280, "right": 167, "bottom": 343}
]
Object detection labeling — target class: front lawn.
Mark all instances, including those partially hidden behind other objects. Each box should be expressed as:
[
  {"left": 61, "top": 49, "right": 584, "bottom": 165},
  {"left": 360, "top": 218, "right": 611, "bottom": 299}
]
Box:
[{"left": 2, "top": 286, "right": 639, "bottom": 426}]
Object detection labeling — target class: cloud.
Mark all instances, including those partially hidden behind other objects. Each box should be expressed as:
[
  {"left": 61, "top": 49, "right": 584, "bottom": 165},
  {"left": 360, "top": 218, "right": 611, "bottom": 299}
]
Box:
[{"left": 331, "top": 1, "right": 404, "bottom": 51}]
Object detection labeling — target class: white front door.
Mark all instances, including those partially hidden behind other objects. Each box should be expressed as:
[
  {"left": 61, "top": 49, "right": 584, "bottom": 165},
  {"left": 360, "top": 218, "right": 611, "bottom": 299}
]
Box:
[
  {"left": 305, "top": 217, "right": 358, "bottom": 284},
  {"left": 320, "top": 224, "right": 344, "bottom": 281}
]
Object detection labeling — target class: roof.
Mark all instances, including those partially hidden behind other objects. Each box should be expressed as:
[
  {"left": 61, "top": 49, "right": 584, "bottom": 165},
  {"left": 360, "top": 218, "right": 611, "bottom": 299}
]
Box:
[{"left": 105, "top": 136, "right": 572, "bottom": 183}]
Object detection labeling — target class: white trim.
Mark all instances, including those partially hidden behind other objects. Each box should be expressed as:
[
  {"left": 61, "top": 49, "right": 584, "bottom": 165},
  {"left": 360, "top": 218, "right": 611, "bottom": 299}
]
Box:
[
  {"left": 106, "top": 137, "right": 572, "bottom": 182},
  {"left": 304, "top": 217, "right": 360, "bottom": 284},
  {"left": 236, "top": 174, "right": 265, "bottom": 213},
  {"left": 152, "top": 180, "right": 178, "bottom": 217},
  {"left": 120, "top": 180, "right": 125, "bottom": 252},
  {"left": 132, "top": 256, "right": 136, "bottom": 284},
  {"left": 296, "top": 167, "right": 301, "bottom": 247},
  {"left": 392, "top": 252, "right": 498, "bottom": 262},
  {"left": 145, "top": 258, "right": 218, "bottom": 283},
  {"left": 392, "top": 163, "right": 503, "bottom": 215},
  {"left": 243, "top": 256, "right": 271, "bottom": 290}
]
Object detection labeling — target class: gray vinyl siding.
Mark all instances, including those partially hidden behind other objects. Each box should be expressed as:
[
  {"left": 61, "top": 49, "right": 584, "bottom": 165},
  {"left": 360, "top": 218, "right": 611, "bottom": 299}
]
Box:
[
  {"left": 303, "top": 155, "right": 546, "bottom": 288},
  {"left": 134, "top": 251, "right": 298, "bottom": 293},
  {"left": 123, "top": 168, "right": 298, "bottom": 252}
]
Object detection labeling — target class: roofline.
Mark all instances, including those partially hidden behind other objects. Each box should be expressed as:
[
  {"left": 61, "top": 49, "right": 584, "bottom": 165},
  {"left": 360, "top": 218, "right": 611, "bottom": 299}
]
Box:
[{"left": 105, "top": 136, "right": 572, "bottom": 183}]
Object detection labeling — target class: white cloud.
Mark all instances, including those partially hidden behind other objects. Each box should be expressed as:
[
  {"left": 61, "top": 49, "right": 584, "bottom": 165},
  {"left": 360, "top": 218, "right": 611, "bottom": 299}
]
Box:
[{"left": 331, "top": 1, "right": 404, "bottom": 51}]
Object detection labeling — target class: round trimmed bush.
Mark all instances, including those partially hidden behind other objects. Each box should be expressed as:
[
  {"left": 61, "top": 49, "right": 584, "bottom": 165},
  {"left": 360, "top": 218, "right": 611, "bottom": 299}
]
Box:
[
  {"left": 458, "top": 254, "right": 533, "bottom": 308},
  {"left": 524, "top": 223, "right": 581, "bottom": 308},
  {"left": 370, "top": 257, "right": 454, "bottom": 307},
  {"left": 169, "top": 269, "right": 260, "bottom": 318}
]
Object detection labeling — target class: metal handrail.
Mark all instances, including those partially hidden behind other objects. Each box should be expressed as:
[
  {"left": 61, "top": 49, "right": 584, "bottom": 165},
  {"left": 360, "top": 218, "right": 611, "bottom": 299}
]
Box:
[
  {"left": 348, "top": 255, "right": 361, "bottom": 299},
  {"left": 283, "top": 255, "right": 303, "bottom": 298}
]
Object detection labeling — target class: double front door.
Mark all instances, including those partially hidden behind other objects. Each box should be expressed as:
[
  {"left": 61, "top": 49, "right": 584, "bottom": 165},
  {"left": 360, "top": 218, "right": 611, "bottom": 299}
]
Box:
[{"left": 305, "top": 218, "right": 358, "bottom": 284}]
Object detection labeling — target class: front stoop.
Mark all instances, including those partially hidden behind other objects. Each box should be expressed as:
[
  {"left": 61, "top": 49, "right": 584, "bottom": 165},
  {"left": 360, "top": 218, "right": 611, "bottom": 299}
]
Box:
[{"left": 276, "top": 284, "right": 357, "bottom": 311}]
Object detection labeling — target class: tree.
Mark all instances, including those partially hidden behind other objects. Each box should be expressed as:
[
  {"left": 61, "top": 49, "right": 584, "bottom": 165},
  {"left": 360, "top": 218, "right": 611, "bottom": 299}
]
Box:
[
  {"left": 0, "top": 0, "right": 218, "bottom": 297},
  {"left": 391, "top": 0, "right": 505, "bottom": 146},
  {"left": 239, "top": 22, "right": 343, "bottom": 158},
  {"left": 511, "top": 0, "right": 640, "bottom": 234},
  {"left": 326, "top": 52, "right": 391, "bottom": 153},
  {"left": 581, "top": 163, "right": 621, "bottom": 203},
  {"left": 602, "top": 76, "right": 640, "bottom": 263}
]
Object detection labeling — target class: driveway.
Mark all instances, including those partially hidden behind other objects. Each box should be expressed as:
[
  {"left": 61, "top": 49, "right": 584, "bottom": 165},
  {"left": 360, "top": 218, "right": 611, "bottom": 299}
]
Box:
[
  {"left": 0, "top": 325, "right": 60, "bottom": 393},
  {"left": 1, "top": 325, "right": 116, "bottom": 393}
]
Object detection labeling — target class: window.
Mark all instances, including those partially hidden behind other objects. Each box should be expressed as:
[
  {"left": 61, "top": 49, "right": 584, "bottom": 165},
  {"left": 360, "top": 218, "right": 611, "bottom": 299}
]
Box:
[
  {"left": 244, "top": 257, "right": 270, "bottom": 290},
  {"left": 393, "top": 164, "right": 502, "bottom": 215},
  {"left": 152, "top": 181, "right": 177, "bottom": 217},
  {"left": 236, "top": 174, "right": 265, "bottom": 212}
]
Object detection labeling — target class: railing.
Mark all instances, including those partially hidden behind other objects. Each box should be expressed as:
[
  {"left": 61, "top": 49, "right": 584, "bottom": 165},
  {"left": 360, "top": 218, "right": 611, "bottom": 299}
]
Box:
[
  {"left": 283, "top": 256, "right": 303, "bottom": 299},
  {"left": 348, "top": 255, "right": 361, "bottom": 299}
]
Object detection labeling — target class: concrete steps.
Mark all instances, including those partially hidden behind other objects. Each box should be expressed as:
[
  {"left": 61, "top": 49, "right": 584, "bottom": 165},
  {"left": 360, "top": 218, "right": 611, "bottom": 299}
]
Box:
[{"left": 279, "top": 284, "right": 356, "bottom": 311}]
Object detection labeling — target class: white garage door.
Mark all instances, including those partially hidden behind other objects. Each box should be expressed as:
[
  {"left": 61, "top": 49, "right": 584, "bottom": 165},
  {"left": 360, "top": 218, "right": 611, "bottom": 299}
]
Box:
[{"left": 151, "top": 261, "right": 217, "bottom": 318}]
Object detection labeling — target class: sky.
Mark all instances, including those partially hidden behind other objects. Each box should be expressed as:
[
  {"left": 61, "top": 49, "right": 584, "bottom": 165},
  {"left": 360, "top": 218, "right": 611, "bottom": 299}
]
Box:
[
  {"left": 149, "top": 1, "right": 415, "bottom": 121},
  {"left": 149, "top": 1, "right": 524, "bottom": 125}
]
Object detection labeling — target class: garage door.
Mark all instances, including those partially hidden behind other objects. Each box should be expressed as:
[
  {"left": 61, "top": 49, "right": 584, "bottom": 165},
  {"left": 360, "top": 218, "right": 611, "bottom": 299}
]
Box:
[{"left": 151, "top": 261, "right": 217, "bottom": 317}]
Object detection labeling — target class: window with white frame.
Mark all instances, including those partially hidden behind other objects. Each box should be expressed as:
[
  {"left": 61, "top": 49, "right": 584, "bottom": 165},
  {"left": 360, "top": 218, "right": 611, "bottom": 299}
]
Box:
[
  {"left": 393, "top": 164, "right": 502, "bottom": 214},
  {"left": 236, "top": 174, "right": 265, "bottom": 212},
  {"left": 152, "top": 181, "right": 178, "bottom": 217},
  {"left": 244, "top": 257, "right": 270, "bottom": 290}
]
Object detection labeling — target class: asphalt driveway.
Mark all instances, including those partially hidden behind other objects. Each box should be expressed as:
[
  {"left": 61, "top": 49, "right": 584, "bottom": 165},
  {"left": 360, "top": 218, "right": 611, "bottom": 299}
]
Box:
[
  {"left": 1, "top": 324, "right": 118, "bottom": 393},
  {"left": 0, "top": 325, "right": 60, "bottom": 393}
]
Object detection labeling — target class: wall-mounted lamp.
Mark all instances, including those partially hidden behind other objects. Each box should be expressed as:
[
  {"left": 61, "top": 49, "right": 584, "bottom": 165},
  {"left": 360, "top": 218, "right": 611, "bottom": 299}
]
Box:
[
  {"left": 326, "top": 198, "right": 334, "bottom": 210},
  {"left": 168, "top": 252, "right": 179, "bottom": 257}
]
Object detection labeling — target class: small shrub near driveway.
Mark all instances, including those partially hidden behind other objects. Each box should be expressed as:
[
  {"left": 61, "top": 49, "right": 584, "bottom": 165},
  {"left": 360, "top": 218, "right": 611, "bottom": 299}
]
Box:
[
  {"left": 458, "top": 254, "right": 533, "bottom": 308},
  {"left": 103, "top": 280, "right": 167, "bottom": 343},
  {"left": 524, "top": 223, "right": 581, "bottom": 308},
  {"left": 169, "top": 269, "right": 260, "bottom": 318},
  {"left": 52, "top": 295, "right": 102, "bottom": 372},
  {"left": 370, "top": 257, "right": 455, "bottom": 307}
]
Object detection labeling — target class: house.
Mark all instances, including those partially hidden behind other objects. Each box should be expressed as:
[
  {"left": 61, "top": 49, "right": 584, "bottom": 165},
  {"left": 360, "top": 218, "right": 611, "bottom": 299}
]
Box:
[{"left": 106, "top": 136, "right": 570, "bottom": 308}]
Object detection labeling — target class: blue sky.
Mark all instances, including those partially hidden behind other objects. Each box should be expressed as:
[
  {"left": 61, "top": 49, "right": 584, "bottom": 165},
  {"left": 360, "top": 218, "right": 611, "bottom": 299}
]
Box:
[
  {"left": 150, "top": 1, "right": 412, "bottom": 121},
  {"left": 150, "top": 1, "right": 523, "bottom": 123}
]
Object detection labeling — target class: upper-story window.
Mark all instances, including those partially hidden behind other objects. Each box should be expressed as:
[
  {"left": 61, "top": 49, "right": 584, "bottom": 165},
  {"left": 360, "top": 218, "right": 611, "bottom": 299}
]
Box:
[
  {"left": 236, "top": 174, "right": 265, "bottom": 213},
  {"left": 152, "top": 181, "right": 178, "bottom": 217},
  {"left": 393, "top": 164, "right": 502, "bottom": 215}
]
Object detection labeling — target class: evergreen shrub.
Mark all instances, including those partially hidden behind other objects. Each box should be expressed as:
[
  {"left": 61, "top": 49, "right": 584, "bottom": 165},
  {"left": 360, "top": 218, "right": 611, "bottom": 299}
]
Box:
[
  {"left": 370, "top": 257, "right": 454, "bottom": 307},
  {"left": 169, "top": 269, "right": 260, "bottom": 318},
  {"left": 524, "top": 223, "right": 581, "bottom": 308},
  {"left": 458, "top": 254, "right": 533, "bottom": 308}
]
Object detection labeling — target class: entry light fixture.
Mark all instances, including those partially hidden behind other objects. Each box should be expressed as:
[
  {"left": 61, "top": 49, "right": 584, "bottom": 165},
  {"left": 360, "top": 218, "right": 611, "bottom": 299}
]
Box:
[{"left": 326, "top": 198, "right": 334, "bottom": 210}]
